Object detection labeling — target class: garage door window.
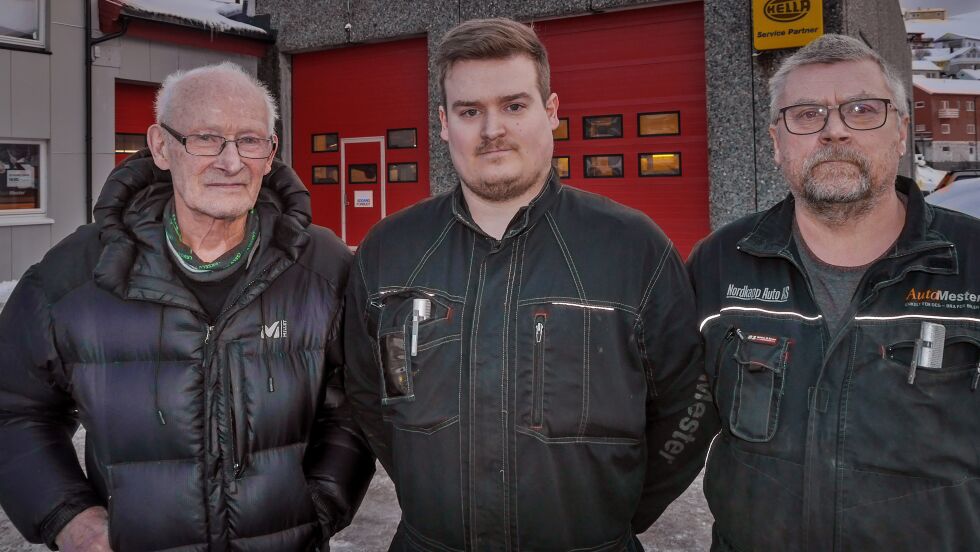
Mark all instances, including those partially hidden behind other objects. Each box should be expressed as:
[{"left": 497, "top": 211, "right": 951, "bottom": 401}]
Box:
[
  {"left": 350, "top": 164, "right": 377, "bottom": 184},
  {"left": 638, "top": 112, "right": 680, "bottom": 136},
  {"left": 584, "top": 115, "right": 623, "bottom": 139},
  {"left": 552, "top": 156, "right": 570, "bottom": 178},
  {"left": 388, "top": 162, "right": 417, "bottom": 183},
  {"left": 312, "top": 133, "right": 339, "bottom": 152},
  {"left": 313, "top": 165, "right": 339, "bottom": 184},
  {"left": 584, "top": 154, "right": 623, "bottom": 178},
  {"left": 387, "top": 129, "right": 417, "bottom": 149},
  {"left": 639, "top": 152, "right": 682, "bottom": 177},
  {"left": 554, "top": 118, "right": 569, "bottom": 141}
]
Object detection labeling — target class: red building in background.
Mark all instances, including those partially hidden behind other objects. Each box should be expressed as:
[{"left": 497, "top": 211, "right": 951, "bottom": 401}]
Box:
[{"left": 913, "top": 75, "right": 980, "bottom": 169}]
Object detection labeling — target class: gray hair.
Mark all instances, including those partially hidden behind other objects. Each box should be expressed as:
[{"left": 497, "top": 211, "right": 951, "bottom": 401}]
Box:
[
  {"left": 155, "top": 61, "right": 279, "bottom": 134},
  {"left": 768, "top": 34, "right": 908, "bottom": 125}
]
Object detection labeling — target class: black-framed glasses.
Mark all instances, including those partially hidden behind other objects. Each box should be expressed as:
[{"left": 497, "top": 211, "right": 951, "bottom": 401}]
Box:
[
  {"left": 160, "top": 123, "right": 276, "bottom": 159},
  {"left": 777, "top": 98, "right": 896, "bottom": 135}
]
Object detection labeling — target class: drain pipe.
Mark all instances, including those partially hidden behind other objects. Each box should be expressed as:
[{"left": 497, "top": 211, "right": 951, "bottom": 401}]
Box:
[{"left": 85, "top": 1, "right": 129, "bottom": 223}]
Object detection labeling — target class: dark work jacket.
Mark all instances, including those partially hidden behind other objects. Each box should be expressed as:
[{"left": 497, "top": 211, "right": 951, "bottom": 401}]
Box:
[
  {"left": 688, "top": 176, "right": 980, "bottom": 551},
  {"left": 0, "top": 151, "right": 374, "bottom": 551},
  {"left": 345, "top": 172, "right": 718, "bottom": 551}
]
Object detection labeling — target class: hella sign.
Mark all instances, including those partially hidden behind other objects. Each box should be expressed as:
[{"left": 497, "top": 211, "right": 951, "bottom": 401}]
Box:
[{"left": 764, "top": 0, "right": 810, "bottom": 22}]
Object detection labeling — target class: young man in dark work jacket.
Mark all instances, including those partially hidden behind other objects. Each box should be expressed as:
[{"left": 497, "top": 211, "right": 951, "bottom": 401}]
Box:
[{"left": 345, "top": 17, "right": 718, "bottom": 552}]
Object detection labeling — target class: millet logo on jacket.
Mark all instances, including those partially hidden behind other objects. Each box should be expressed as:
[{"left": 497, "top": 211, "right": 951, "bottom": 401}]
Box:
[
  {"left": 261, "top": 320, "right": 288, "bottom": 339},
  {"left": 726, "top": 284, "right": 790, "bottom": 303},
  {"left": 658, "top": 374, "right": 712, "bottom": 464}
]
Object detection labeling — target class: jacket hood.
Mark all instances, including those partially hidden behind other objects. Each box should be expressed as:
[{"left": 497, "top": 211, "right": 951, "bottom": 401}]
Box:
[{"left": 92, "top": 149, "right": 313, "bottom": 298}]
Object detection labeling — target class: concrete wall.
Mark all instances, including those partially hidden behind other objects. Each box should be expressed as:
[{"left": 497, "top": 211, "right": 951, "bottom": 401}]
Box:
[{"left": 256, "top": 0, "right": 913, "bottom": 230}]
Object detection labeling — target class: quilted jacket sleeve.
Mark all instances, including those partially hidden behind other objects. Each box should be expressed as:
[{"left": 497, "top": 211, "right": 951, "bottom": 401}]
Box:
[
  {"left": 631, "top": 245, "right": 721, "bottom": 532},
  {"left": 0, "top": 272, "right": 102, "bottom": 549},
  {"left": 303, "top": 279, "right": 376, "bottom": 540}
]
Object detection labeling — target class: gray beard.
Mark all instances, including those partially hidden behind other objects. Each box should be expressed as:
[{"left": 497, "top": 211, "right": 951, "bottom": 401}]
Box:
[{"left": 793, "top": 145, "right": 880, "bottom": 225}]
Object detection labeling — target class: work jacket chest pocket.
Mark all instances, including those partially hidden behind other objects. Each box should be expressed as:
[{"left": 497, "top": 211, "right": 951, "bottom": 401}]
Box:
[
  {"left": 845, "top": 321, "right": 980, "bottom": 481},
  {"left": 714, "top": 327, "right": 792, "bottom": 443},
  {"left": 375, "top": 289, "right": 462, "bottom": 430}
]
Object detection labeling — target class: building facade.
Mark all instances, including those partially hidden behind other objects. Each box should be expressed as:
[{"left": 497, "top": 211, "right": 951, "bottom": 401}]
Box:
[
  {"left": 0, "top": 0, "right": 912, "bottom": 279},
  {"left": 255, "top": 0, "right": 911, "bottom": 257},
  {"left": 913, "top": 75, "right": 980, "bottom": 168}
]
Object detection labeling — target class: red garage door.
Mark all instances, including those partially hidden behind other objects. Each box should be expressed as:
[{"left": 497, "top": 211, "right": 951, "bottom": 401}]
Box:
[
  {"left": 115, "top": 81, "right": 157, "bottom": 165},
  {"left": 536, "top": 2, "right": 709, "bottom": 257},
  {"left": 292, "top": 38, "right": 430, "bottom": 246}
]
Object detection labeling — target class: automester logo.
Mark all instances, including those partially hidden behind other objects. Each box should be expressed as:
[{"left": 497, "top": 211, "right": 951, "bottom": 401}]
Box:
[{"left": 764, "top": 0, "right": 811, "bottom": 22}]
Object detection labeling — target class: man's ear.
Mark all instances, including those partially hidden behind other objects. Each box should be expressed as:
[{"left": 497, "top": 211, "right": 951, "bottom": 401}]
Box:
[
  {"left": 769, "top": 124, "right": 782, "bottom": 167},
  {"left": 439, "top": 106, "right": 449, "bottom": 142},
  {"left": 546, "top": 92, "right": 560, "bottom": 130},
  {"left": 147, "top": 125, "right": 172, "bottom": 171},
  {"left": 264, "top": 134, "right": 279, "bottom": 176}
]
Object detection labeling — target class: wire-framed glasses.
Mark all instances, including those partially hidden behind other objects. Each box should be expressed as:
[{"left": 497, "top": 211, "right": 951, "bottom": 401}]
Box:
[
  {"left": 777, "top": 98, "right": 895, "bottom": 135},
  {"left": 160, "top": 122, "right": 275, "bottom": 159}
]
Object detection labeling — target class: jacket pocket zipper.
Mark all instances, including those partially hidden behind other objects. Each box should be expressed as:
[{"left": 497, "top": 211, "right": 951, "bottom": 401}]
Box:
[{"left": 531, "top": 315, "right": 546, "bottom": 428}]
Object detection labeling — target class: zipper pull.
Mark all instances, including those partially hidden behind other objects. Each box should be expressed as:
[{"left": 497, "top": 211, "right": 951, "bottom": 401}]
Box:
[
  {"left": 736, "top": 328, "right": 746, "bottom": 341},
  {"left": 205, "top": 325, "right": 214, "bottom": 343},
  {"left": 972, "top": 360, "right": 980, "bottom": 391},
  {"left": 535, "top": 321, "right": 544, "bottom": 343}
]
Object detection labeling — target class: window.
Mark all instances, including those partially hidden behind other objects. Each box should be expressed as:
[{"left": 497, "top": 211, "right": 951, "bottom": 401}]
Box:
[
  {"left": 387, "top": 129, "right": 417, "bottom": 149},
  {"left": 968, "top": 101, "right": 976, "bottom": 112},
  {"left": 942, "top": 146, "right": 950, "bottom": 152},
  {"left": 914, "top": 101, "right": 925, "bottom": 109},
  {"left": 0, "top": 0, "right": 46, "bottom": 49},
  {"left": 0, "top": 140, "right": 45, "bottom": 214},
  {"left": 941, "top": 124, "right": 951, "bottom": 134},
  {"left": 915, "top": 124, "right": 927, "bottom": 132},
  {"left": 115, "top": 133, "right": 146, "bottom": 155},
  {"left": 638, "top": 152, "right": 681, "bottom": 177},
  {"left": 941, "top": 100, "right": 949, "bottom": 109},
  {"left": 312, "top": 133, "right": 338, "bottom": 153},
  {"left": 312, "top": 165, "right": 338, "bottom": 185},
  {"left": 968, "top": 124, "right": 976, "bottom": 135},
  {"left": 637, "top": 112, "right": 680, "bottom": 136},
  {"left": 349, "top": 164, "right": 377, "bottom": 184},
  {"left": 387, "top": 162, "right": 417, "bottom": 183},
  {"left": 552, "top": 156, "right": 570, "bottom": 178},
  {"left": 583, "top": 155, "right": 623, "bottom": 178},
  {"left": 583, "top": 115, "right": 623, "bottom": 139},
  {"left": 553, "top": 118, "right": 569, "bottom": 141}
]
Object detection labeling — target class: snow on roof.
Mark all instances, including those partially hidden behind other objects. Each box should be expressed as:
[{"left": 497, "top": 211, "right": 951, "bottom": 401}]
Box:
[
  {"left": 913, "top": 75, "right": 980, "bottom": 95},
  {"left": 916, "top": 46, "right": 976, "bottom": 63},
  {"left": 913, "top": 60, "right": 942, "bottom": 70},
  {"left": 959, "top": 69, "right": 980, "bottom": 80},
  {"left": 114, "top": 0, "right": 267, "bottom": 35},
  {"left": 905, "top": 9, "right": 980, "bottom": 41}
]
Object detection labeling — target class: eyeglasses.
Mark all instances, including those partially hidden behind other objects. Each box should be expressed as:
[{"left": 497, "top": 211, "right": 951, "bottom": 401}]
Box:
[
  {"left": 777, "top": 98, "right": 896, "bottom": 135},
  {"left": 160, "top": 123, "right": 276, "bottom": 159}
]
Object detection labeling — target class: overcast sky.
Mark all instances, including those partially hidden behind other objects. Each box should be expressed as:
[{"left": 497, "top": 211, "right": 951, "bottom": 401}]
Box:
[{"left": 900, "top": 0, "right": 980, "bottom": 15}]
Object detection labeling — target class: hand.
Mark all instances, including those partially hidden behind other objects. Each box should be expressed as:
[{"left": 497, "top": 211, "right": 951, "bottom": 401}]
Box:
[{"left": 55, "top": 506, "right": 111, "bottom": 551}]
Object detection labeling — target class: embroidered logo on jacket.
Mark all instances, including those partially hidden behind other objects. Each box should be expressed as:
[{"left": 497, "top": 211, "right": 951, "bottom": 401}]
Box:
[
  {"left": 261, "top": 320, "right": 288, "bottom": 339},
  {"left": 725, "top": 284, "right": 790, "bottom": 303},
  {"left": 904, "top": 288, "right": 980, "bottom": 310}
]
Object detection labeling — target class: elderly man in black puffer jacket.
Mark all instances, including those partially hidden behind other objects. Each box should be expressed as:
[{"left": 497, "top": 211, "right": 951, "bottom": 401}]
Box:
[{"left": 0, "top": 63, "right": 373, "bottom": 551}]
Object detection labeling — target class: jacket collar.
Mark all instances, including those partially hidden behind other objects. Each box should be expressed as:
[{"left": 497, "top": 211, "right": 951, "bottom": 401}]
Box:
[
  {"left": 737, "top": 175, "right": 957, "bottom": 275},
  {"left": 92, "top": 150, "right": 313, "bottom": 308},
  {"left": 451, "top": 169, "right": 563, "bottom": 240}
]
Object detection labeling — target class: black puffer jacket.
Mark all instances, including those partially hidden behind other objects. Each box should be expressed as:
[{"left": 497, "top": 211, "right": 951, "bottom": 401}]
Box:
[{"left": 0, "top": 152, "right": 374, "bottom": 551}]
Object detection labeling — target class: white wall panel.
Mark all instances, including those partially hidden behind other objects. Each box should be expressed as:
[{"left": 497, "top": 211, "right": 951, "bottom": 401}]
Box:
[{"left": 10, "top": 51, "right": 50, "bottom": 139}]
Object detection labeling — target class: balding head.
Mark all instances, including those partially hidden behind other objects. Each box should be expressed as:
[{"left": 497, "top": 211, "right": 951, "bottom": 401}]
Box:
[{"left": 155, "top": 62, "right": 278, "bottom": 135}]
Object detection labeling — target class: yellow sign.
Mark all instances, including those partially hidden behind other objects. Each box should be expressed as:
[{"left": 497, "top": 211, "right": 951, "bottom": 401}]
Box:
[{"left": 753, "top": 0, "right": 823, "bottom": 51}]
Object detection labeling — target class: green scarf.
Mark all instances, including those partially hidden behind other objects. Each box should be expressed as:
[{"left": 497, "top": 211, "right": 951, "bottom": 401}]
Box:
[{"left": 164, "top": 199, "right": 260, "bottom": 282}]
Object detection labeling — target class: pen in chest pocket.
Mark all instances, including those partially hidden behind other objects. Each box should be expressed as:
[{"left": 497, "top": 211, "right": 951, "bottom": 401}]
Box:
[{"left": 411, "top": 298, "right": 431, "bottom": 356}]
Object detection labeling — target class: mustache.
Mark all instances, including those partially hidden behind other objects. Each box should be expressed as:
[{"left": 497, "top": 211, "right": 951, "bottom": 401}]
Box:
[
  {"left": 802, "top": 145, "right": 870, "bottom": 176},
  {"left": 476, "top": 140, "right": 517, "bottom": 155}
]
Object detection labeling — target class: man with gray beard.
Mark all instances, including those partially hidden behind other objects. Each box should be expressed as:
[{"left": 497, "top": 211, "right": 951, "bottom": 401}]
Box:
[{"left": 688, "top": 33, "right": 980, "bottom": 551}]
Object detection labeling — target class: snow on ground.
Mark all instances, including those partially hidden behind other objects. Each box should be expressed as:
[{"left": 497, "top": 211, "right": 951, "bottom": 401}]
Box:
[
  {"left": 916, "top": 164, "right": 948, "bottom": 192},
  {"left": 0, "top": 281, "right": 16, "bottom": 308},
  {"left": 115, "top": 0, "right": 267, "bottom": 34}
]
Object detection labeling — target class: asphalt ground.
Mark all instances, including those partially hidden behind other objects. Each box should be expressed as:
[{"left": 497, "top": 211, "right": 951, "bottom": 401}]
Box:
[{"left": 0, "top": 433, "right": 712, "bottom": 552}]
